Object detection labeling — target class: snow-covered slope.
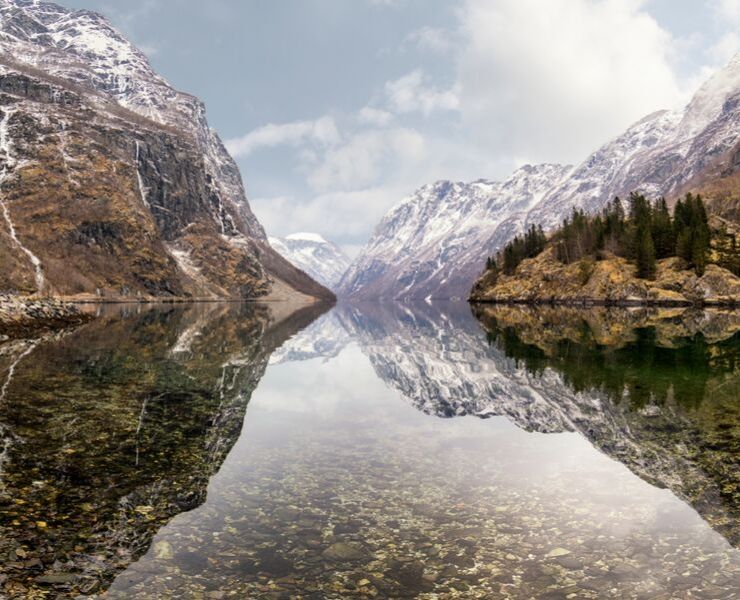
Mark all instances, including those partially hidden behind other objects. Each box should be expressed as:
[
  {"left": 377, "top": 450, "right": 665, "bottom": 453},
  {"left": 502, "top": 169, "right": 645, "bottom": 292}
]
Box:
[
  {"left": 0, "top": 0, "right": 332, "bottom": 300},
  {"left": 269, "top": 233, "right": 352, "bottom": 290},
  {"left": 340, "top": 54, "right": 740, "bottom": 300},
  {"left": 339, "top": 164, "right": 572, "bottom": 300}
]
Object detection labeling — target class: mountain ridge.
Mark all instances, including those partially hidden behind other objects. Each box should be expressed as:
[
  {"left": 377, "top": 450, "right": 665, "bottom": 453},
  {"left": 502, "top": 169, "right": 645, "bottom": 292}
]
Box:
[{"left": 339, "top": 53, "right": 740, "bottom": 301}]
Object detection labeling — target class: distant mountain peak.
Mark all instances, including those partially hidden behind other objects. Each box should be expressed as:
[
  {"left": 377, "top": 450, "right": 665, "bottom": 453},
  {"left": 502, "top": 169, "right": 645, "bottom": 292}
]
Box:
[
  {"left": 286, "top": 232, "right": 329, "bottom": 244},
  {"left": 270, "top": 233, "right": 351, "bottom": 291}
]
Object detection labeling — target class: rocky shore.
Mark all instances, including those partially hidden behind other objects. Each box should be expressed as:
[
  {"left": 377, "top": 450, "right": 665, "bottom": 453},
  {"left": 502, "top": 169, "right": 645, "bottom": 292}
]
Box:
[
  {"left": 470, "top": 247, "right": 740, "bottom": 306},
  {"left": 0, "top": 295, "right": 93, "bottom": 339}
]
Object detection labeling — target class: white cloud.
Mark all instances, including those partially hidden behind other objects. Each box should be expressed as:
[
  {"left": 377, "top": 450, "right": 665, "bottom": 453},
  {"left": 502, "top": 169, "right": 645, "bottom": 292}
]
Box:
[
  {"left": 225, "top": 117, "right": 340, "bottom": 158},
  {"left": 239, "top": 0, "right": 740, "bottom": 251},
  {"left": 307, "top": 128, "right": 427, "bottom": 192},
  {"left": 358, "top": 106, "right": 394, "bottom": 126},
  {"left": 385, "top": 70, "right": 460, "bottom": 115},
  {"left": 715, "top": 0, "right": 740, "bottom": 22},
  {"left": 707, "top": 32, "right": 740, "bottom": 64},
  {"left": 252, "top": 185, "right": 410, "bottom": 244},
  {"left": 405, "top": 26, "right": 457, "bottom": 54},
  {"left": 456, "top": 0, "right": 684, "bottom": 164},
  {"left": 707, "top": 1, "right": 740, "bottom": 63}
]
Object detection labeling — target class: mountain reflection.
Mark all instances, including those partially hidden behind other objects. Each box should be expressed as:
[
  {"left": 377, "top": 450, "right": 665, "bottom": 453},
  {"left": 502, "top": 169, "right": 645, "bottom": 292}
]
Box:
[
  {"left": 0, "top": 302, "right": 328, "bottom": 598},
  {"left": 472, "top": 305, "right": 739, "bottom": 545},
  {"left": 277, "top": 302, "right": 739, "bottom": 546},
  {"left": 1, "top": 300, "right": 737, "bottom": 598}
]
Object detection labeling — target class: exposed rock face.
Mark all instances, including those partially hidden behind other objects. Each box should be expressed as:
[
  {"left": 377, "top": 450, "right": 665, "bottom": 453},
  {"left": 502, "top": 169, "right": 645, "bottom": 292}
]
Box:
[
  {"left": 269, "top": 233, "right": 352, "bottom": 291},
  {"left": 341, "top": 54, "right": 740, "bottom": 301},
  {"left": 0, "top": 0, "right": 333, "bottom": 301},
  {"left": 469, "top": 248, "right": 740, "bottom": 305}
]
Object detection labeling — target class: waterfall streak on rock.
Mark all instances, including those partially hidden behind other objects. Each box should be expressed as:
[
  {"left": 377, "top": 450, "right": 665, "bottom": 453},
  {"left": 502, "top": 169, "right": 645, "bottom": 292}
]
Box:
[{"left": 0, "top": 110, "right": 46, "bottom": 293}]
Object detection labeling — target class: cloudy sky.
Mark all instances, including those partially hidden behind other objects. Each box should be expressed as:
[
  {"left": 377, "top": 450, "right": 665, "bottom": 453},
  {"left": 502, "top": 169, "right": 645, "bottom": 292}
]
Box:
[{"left": 64, "top": 0, "right": 740, "bottom": 255}]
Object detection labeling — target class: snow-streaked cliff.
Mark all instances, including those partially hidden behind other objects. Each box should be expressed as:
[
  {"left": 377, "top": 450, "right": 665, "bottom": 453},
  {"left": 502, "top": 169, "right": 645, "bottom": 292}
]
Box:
[{"left": 0, "top": 0, "right": 332, "bottom": 300}]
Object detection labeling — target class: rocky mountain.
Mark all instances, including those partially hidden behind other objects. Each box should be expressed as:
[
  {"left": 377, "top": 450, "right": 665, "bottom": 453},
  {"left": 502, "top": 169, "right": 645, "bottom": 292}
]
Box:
[
  {"left": 269, "top": 232, "right": 351, "bottom": 291},
  {"left": 0, "top": 0, "right": 333, "bottom": 301},
  {"left": 340, "top": 54, "right": 740, "bottom": 300},
  {"left": 340, "top": 165, "right": 571, "bottom": 300}
]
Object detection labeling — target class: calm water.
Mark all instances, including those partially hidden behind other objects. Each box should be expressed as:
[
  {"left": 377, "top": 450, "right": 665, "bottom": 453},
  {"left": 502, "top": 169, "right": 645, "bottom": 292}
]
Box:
[{"left": 0, "top": 302, "right": 738, "bottom": 599}]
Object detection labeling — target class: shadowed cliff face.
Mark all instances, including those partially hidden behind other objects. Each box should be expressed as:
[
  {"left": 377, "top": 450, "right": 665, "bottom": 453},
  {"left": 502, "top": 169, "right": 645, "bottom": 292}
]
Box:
[
  {"left": 325, "top": 303, "right": 740, "bottom": 546},
  {"left": 0, "top": 301, "right": 328, "bottom": 598}
]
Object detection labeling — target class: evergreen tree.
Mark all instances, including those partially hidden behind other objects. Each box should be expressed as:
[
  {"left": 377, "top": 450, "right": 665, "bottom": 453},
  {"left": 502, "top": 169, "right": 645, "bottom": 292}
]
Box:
[
  {"left": 673, "top": 193, "right": 711, "bottom": 275},
  {"left": 652, "top": 197, "right": 675, "bottom": 259},
  {"left": 628, "top": 192, "right": 652, "bottom": 260},
  {"left": 484, "top": 191, "right": 721, "bottom": 281},
  {"left": 636, "top": 226, "right": 656, "bottom": 279},
  {"left": 714, "top": 229, "right": 740, "bottom": 276}
]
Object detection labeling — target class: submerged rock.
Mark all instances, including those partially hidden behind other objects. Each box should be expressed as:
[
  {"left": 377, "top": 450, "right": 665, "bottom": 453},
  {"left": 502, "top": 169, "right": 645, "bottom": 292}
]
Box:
[{"left": 322, "top": 542, "right": 370, "bottom": 563}]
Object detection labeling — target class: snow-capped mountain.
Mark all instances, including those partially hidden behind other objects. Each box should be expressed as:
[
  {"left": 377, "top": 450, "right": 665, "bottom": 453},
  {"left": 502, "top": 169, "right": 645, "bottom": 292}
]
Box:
[
  {"left": 340, "top": 164, "right": 571, "bottom": 300},
  {"left": 340, "top": 54, "right": 740, "bottom": 300},
  {"left": 0, "top": 0, "right": 332, "bottom": 300},
  {"left": 269, "top": 233, "right": 352, "bottom": 290}
]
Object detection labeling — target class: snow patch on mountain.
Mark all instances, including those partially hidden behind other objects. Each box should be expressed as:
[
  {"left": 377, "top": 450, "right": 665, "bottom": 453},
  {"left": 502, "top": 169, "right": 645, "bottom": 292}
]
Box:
[{"left": 0, "top": 0, "right": 266, "bottom": 241}]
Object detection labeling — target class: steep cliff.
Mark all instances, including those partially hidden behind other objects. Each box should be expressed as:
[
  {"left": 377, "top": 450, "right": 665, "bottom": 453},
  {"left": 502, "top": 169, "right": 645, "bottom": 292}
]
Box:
[{"left": 0, "top": 0, "right": 333, "bottom": 301}]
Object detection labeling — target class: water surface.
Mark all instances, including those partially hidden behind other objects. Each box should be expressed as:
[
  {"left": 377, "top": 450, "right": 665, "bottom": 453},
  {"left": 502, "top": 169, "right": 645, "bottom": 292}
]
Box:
[{"left": 0, "top": 302, "right": 738, "bottom": 599}]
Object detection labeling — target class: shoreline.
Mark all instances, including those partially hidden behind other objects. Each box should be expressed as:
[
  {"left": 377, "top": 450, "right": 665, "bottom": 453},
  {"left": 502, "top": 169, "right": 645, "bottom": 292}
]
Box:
[
  {"left": 469, "top": 297, "right": 739, "bottom": 308},
  {"left": 0, "top": 294, "right": 337, "bottom": 341},
  {"left": 0, "top": 296, "right": 95, "bottom": 340}
]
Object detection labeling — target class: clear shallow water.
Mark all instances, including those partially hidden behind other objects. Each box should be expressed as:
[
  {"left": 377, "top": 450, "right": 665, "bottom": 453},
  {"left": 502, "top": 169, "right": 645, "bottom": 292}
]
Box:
[{"left": 0, "top": 302, "right": 738, "bottom": 599}]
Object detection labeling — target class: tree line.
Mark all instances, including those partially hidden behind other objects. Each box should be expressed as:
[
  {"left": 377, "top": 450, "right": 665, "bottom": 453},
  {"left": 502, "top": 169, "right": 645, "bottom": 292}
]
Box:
[{"left": 485, "top": 193, "right": 740, "bottom": 281}]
